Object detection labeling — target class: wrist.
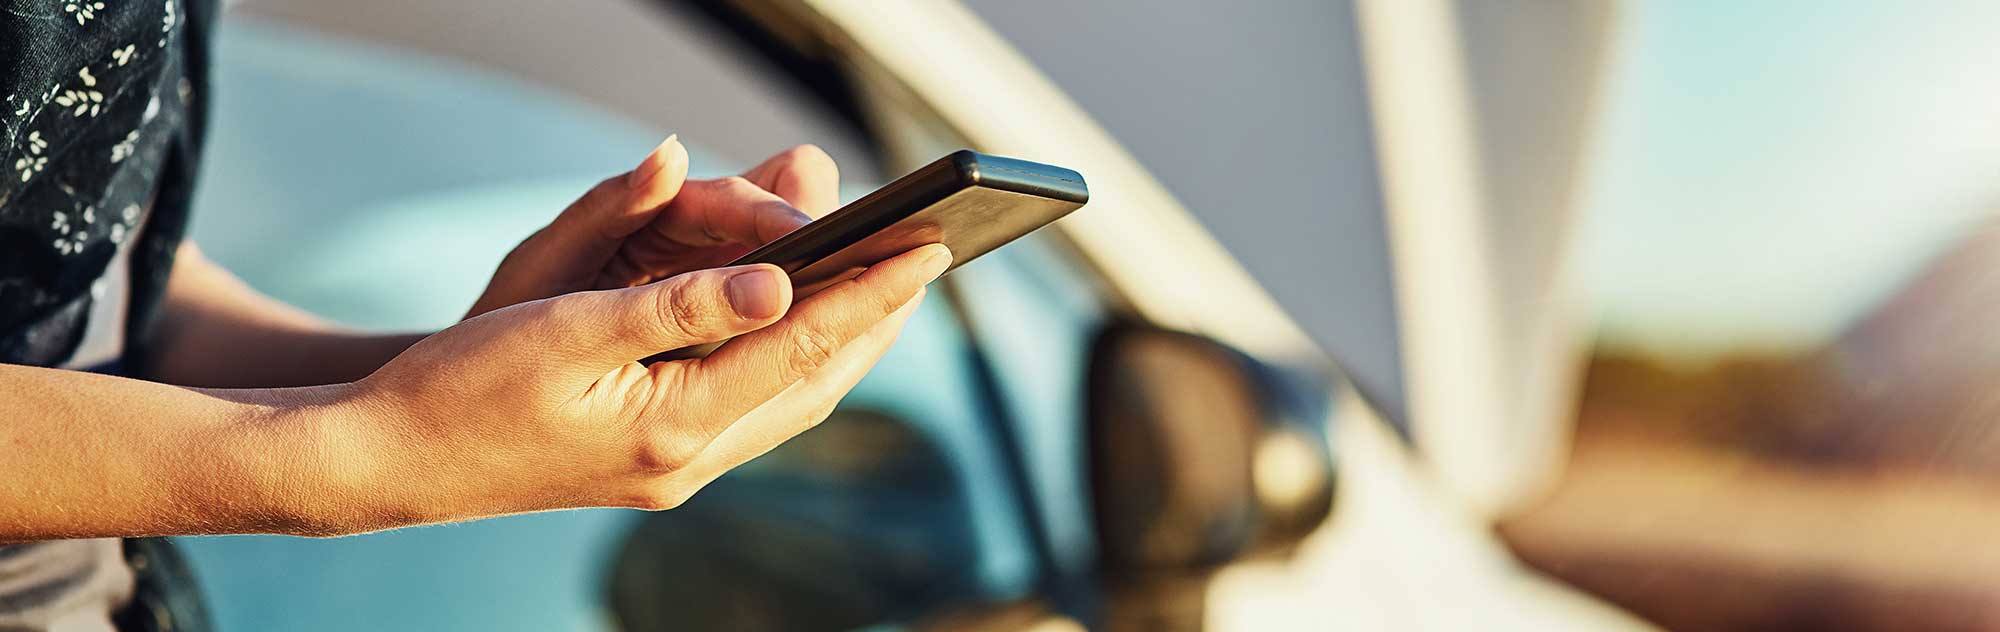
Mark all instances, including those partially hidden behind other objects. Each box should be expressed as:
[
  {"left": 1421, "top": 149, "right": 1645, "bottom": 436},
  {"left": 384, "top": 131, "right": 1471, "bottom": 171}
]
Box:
[{"left": 227, "top": 382, "right": 422, "bottom": 536}]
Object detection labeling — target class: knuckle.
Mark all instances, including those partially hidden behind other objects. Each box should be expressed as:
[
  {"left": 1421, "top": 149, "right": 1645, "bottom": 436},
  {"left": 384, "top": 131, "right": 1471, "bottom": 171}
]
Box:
[
  {"left": 867, "top": 284, "right": 910, "bottom": 316},
  {"left": 783, "top": 329, "right": 842, "bottom": 382},
  {"left": 630, "top": 430, "right": 704, "bottom": 476},
  {"left": 651, "top": 282, "right": 716, "bottom": 342},
  {"left": 649, "top": 361, "right": 698, "bottom": 399},
  {"left": 783, "top": 144, "right": 836, "bottom": 174}
]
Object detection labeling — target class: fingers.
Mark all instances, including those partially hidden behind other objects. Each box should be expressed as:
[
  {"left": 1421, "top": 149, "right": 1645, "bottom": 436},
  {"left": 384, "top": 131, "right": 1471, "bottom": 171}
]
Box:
[
  {"left": 550, "top": 135, "right": 691, "bottom": 251},
  {"left": 670, "top": 243, "right": 951, "bottom": 425},
  {"left": 649, "top": 144, "right": 835, "bottom": 246},
  {"left": 589, "top": 144, "right": 838, "bottom": 290},
  {"left": 543, "top": 140, "right": 831, "bottom": 259},
  {"left": 531, "top": 263, "right": 791, "bottom": 375},
  {"left": 649, "top": 176, "right": 813, "bottom": 248},
  {"left": 743, "top": 144, "right": 840, "bottom": 218},
  {"left": 662, "top": 288, "right": 925, "bottom": 491}
]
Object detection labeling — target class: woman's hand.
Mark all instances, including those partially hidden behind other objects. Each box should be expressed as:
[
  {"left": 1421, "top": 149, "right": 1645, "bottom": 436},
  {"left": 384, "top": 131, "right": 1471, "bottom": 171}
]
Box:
[
  {"left": 311, "top": 242, "right": 949, "bottom": 533},
  {"left": 466, "top": 137, "right": 841, "bottom": 319},
  {"left": 294, "top": 137, "right": 947, "bottom": 532},
  {"left": 0, "top": 138, "right": 945, "bottom": 540},
  {"left": 142, "top": 138, "right": 838, "bottom": 390}
]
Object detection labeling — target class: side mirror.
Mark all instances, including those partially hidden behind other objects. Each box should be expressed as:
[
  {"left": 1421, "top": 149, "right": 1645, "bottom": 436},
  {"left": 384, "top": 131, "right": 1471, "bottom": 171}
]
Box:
[{"left": 1085, "top": 322, "right": 1336, "bottom": 628}]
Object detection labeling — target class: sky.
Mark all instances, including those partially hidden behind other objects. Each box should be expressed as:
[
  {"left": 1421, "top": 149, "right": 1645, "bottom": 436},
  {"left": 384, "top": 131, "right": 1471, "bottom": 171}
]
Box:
[{"left": 1578, "top": 0, "right": 2000, "bottom": 359}]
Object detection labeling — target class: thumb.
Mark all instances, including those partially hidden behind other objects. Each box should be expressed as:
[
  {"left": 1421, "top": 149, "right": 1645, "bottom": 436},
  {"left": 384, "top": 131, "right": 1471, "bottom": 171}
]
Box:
[
  {"left": 548, "top": 134, "right": 691, "bottom": 256},
  {"left": 537, "top": 263, "right": 790, "bottom": 373}
]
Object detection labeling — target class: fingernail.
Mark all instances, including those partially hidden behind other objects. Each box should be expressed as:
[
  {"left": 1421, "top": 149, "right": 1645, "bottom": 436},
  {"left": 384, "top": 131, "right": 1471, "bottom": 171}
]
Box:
[
  {"left": 628, "top": 134, "right": 679, "bottom": 191},
  {"left": 917, "top": 244, "right": 953, "bottom": 282},
  {"left": 634, "top": 133, "right": 672, "bottom": 165},
  {"left": 725, "top": 266, "right": 785, "bottom": 319}
]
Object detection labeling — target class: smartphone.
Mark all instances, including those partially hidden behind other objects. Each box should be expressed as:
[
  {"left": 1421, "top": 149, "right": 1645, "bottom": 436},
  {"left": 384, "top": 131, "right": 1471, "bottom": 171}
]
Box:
[{"left": 652, "top": 150, "right": 1088, "bottom": 361}]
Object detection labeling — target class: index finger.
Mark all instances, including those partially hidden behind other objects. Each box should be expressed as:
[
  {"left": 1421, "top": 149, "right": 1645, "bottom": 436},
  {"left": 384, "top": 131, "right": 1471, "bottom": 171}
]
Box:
[
  {"left": 670, "top": 243, "right": 951, "bottom": 425},
  {"left": 650, "top": 176, "right": 813, "bottom": 247}
]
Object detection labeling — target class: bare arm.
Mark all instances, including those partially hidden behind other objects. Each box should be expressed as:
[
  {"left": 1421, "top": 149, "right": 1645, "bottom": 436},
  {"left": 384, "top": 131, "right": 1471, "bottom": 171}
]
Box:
[
  {"left": 142, "top": 243, "right": 426, "bottom": 388},
  {"left": 0, "top": 364, "right": 361, "bottom": 539},
  {"left": 0, "top": 244, "right": 941, "bottom": 541},
  {"left": 2, "top": 141, "right": 937, "bottom": 541}
]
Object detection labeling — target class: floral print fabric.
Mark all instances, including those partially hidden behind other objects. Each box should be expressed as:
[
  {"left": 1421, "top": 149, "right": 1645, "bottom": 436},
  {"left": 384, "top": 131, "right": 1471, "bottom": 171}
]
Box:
[{"left": 0, "top": 0, "right": 211, "bottom": 369}]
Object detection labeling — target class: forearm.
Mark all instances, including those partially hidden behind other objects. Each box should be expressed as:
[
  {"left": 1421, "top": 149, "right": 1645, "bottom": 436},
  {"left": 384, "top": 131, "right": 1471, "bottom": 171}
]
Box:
[
  {"left": 149, "top": 309, "right": 424, "bottom": 389},
  {"left": 144, "top": 244, "right": 426, "bottom": 387},
  {"left": 0, "top": 364, "right": 381, "bottom": 540}
]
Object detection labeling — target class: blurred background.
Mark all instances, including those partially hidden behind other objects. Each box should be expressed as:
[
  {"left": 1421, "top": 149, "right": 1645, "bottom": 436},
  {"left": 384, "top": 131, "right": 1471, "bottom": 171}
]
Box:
[{"left": 159, "top": 0, "right": 2000, "bottom": 630}]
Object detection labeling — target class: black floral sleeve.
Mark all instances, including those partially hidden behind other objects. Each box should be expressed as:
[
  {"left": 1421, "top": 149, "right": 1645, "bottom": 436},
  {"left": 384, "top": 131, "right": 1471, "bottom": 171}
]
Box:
[{"left": 0, "top": 0, "right": 213, "bottom": 369}]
